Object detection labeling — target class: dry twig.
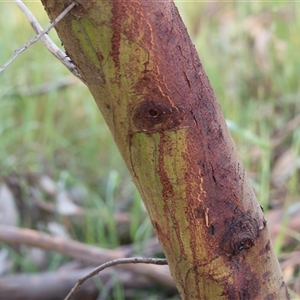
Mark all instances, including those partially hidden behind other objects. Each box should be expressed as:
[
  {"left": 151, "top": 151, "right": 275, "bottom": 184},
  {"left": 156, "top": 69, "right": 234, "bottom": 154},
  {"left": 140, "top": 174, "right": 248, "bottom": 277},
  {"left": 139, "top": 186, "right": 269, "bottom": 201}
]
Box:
[
  {"left": 0, "top": 1, "right": 77, "bottom": 74},
  {"left": 0, "top": 266, "right": 155, "bottom": 300},
  {"left": 14, "top": 0, "right": 82, "bottom": 80},
  {"left": 0, "top": 225, "right": 175, "bottom": 288},
  {"left": 65, "top": 257, "right": 168, "bottom": 300}
]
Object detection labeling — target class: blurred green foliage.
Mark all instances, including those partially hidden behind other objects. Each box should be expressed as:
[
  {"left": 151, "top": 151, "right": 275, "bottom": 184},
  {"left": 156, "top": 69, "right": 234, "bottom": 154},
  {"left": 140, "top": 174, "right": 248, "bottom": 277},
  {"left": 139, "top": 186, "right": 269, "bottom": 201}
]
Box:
[{"left": 1, "top": 1, "right": 300, "bottom": 297}]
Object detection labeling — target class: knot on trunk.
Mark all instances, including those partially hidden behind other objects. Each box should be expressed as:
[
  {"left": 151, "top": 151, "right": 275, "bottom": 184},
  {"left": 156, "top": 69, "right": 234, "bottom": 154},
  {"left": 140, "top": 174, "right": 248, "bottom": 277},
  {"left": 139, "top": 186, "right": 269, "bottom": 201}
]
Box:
[
  {"left": 132, "top": 100, "right": 185, "bottom": 133},
  {"left": 221, "top": 214, "right": 259, "bottom": 256}
]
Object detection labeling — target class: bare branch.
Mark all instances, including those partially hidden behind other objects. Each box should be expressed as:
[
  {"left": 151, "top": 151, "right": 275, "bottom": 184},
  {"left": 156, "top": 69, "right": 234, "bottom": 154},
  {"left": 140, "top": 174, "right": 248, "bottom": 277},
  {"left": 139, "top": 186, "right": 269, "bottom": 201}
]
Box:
[
  {"left": 0, "top": 266, "right": 156, "bottom": 300},
  {"left": 0, "top": 225, "right": 175, "bottom": 288},
  {"left": 0, "top": 1, "right": 76, "bottom": 74},
  {"left": 64, "top": 257, "right": 168, "bottom": 300},
  {"left": 14, "top": 0, "right": 83, "bottom": 81}
]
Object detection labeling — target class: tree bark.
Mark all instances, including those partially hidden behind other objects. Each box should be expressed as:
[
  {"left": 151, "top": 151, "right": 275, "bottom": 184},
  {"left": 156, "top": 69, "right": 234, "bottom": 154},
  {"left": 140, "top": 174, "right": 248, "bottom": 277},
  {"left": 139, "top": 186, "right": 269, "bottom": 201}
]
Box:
[{"left": 40, "top": 1, "right": 289, "bottom": 299}]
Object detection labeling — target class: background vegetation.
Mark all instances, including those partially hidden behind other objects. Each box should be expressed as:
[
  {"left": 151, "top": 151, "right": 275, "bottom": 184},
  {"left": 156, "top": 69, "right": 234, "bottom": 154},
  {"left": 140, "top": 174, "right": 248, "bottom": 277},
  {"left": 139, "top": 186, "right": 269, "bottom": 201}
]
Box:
[{"left": 1, "top": 1, "right": 300, "bottom": 299}]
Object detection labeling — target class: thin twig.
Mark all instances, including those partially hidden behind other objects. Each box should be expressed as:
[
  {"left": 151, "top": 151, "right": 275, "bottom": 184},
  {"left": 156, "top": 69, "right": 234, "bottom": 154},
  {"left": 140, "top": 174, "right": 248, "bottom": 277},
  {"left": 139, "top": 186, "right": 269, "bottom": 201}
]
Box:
[
  {"left": 64, "top": 257, "right": 168, "bottom": 300},
  {"left": 0, "top": 1, "right": 76, "bottom": 74},
  {"left": 14, "top": 0, "right": 82, "bottom": 81}
]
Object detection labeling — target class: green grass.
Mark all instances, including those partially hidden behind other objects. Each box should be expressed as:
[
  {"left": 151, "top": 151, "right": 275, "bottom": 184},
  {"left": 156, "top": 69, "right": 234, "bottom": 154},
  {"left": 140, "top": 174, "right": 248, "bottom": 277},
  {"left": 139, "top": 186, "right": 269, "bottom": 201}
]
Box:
[{"left": 1, "top": 1, "right": 300, "bottom": 299}]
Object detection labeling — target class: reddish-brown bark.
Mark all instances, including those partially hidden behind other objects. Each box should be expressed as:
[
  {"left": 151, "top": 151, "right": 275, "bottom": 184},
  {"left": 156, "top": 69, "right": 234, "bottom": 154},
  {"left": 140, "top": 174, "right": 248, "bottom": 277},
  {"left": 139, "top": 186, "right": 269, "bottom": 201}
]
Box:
[{"left": 40, "top": 1, "right": 289, "bottom": 299}]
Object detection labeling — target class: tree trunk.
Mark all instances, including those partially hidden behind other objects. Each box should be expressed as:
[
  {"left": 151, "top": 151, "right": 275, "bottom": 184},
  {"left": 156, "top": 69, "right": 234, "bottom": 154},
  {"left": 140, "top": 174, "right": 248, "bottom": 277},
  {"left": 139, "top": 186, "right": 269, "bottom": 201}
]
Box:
[{"left": 40, "top": 1, "right": 289, "bottom": 299}]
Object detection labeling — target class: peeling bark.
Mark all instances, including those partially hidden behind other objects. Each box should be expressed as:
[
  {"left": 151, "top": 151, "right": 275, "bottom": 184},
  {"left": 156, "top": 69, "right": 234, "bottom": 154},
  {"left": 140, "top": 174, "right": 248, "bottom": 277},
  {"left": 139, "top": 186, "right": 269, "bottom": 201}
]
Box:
[{"left": 40, "top": 1, "right": 289, "bottom": 299}]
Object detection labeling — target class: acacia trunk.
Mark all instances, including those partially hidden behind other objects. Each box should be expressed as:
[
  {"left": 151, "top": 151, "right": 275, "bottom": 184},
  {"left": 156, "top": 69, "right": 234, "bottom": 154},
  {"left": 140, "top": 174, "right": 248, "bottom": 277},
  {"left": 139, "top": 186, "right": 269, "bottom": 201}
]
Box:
[{"left": 41, "top": 1, "right": 289, "bottom": 299}]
